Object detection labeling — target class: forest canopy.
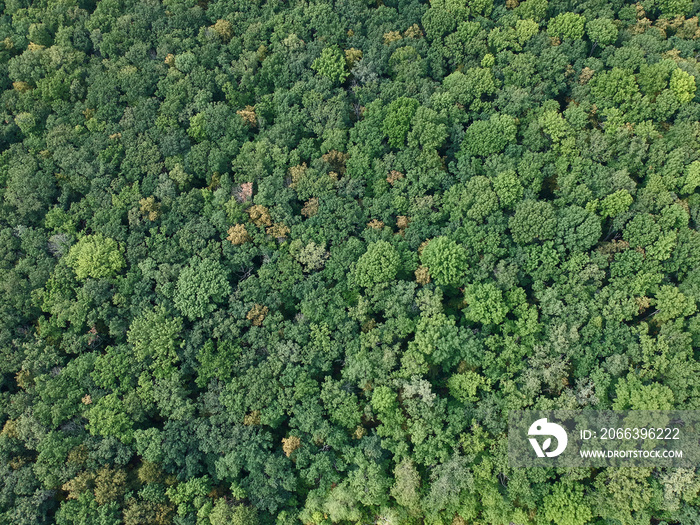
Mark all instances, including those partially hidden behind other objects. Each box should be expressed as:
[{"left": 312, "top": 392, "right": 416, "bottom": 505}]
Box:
[{"left": 1, "top": 0, "right": 700, "bottom": 523}]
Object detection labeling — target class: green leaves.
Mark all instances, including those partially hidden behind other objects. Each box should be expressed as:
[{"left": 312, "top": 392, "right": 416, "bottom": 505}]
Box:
[
  {"left": 354, "top": 240, "right": 400, "bottom": 287},
  {"left": 86, "top": 393, "right": 134, "bottom": 444},
  {"left": 443, "top": 67, "right": 497, "bottom": 111},
  {"left": 420, "top": 237, "right": 468, "bottom": 286},
  {"left": 382, "top": 97, "right": 419, "bottom": 149},
  {"left": 654, "top": 285, "right": 697, "bottom": 323},
  {"left": 173, "top": 258, "right": 231, "bottom": 320},
  {"left": 4, "top": 0, "right": 700, "bottom": 523},
  {"left": 547, "top": 12, "right": 586, "bottom": 40},
  {"left": 463, "top": 282, "right": 509, "bottom": 325},
  {"left": 461, "top": 114, "right": 517, "bottom": 157},
  {"left": 670, "top": 68, "right": 697, "bottom": 104},
  {"left": 586, "top": 18, "right": 618, "bottom": 46},
  {"left": 127, "top": 306, "right": 183, "bottom": 378},
  {"left": 509, "top": 200, "right": 556, "bottom": 244},
  {"left": 589, "top": 67, "right": 639, "bottom": 108},
  {"left": 312, "top": 45, "right": 349, "bottom": 84},
  {"left": 448, "top": 370, "right": 490, "bottom": 403},
  {"left": 542, "top": 481, "right": 593, "bottom": 525},
  {"left": 613, "top": 375, "right": 674, "bottom": 410},
  {"left": 66, "top": 234, "right": 125, "bottom": 280},
  {"left": 657, "top": 0, "right": 693, "bottom": 16},
  {"left": 600, "top": 189, "right": 633, "bottom": 218}
]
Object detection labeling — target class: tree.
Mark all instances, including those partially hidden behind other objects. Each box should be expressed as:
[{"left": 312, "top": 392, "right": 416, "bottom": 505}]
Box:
[
  {"left": 208, "top": 501, "right": 259, "bottom": 525},
  {"left": 312, "top": 46, "right": 349, "bottom": 84},
  {"left": 354, "top": 241, "right": 400, "bottom": 287},
  {"left": 493, "top": 170, "right": 523, "bottom": 209},
  {"left": 613, "top": 375, "right": 674, "bottom": 410},
  {"left": 657, "top": 0, "right": 693, "bottom": 16},
  {"left": 127, "top": 306, "right": 183, "bottom": 378},
  {"left": 654, "top": 285, "right": 697, "bottom": 323},
  {"left": 600, "top": 189, "right": 633, "bottom": 218},
  {"left": 586, "top": 18, "right": 618, "bottom": 47},
  {"left": 460, "top": 114, "right": 517, "bottom": 157},
  {"left": 542, "top": 481, "right": 593, "bottom": 525},
  {"left": 382, "top": 97, "right": 420, "bottom": 149},
  {"left": 547, "top": 13, "right": 586, "bottom": 40},
  {"left": 443, "top": 68, "right": 498, "bottom": 111},
  {"left": 670, "top": 68, "right": 697, "bottom": 104},
  {"left": 391, "top": 459, "right": 422, "bottom": 513},
  {"left": 463, "top": 283, "right": 509, "bottom": 325},
  {"left": 173, "top": 258, "right": 231, "bottom": 320},
  {"left": 509, "top": 200, "right": 557, "bottom": 244},
  {"left": 65, "top": 234, "right": 125, "bottom": 280},
  {"left": 86, "top": 393, "right": 135, "bottom": 444},
  {"left": 420, "top": 237, "right": 469, "bottom": 286}
]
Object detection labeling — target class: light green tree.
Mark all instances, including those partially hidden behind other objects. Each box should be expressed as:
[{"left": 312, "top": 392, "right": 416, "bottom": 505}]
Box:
[
  {"left": 542, "top": 481, "right": 593, "bottom": 525},
  {"left": 66, "top": 234, "right": 125, "bottom": 280},
  {"left": 463, "top": 282, "right": 509, "bottom": 325},
  {"left": 312, "top": 45, "right": 349, "bottom": 84},
  {"left": 586, "top": 18, "right": 618, "bottom": 46},
  {"left": 654, "top": 285, "right": 696, "bottom": 322},
  {"left": 600, "top": 189, "right": 633, "bottom": 218},
  {"left": 657, "top": 0, "right": 693, "bottom": 16},
  {"left": 127, "top": 306, "right": 183, "bottom": 378},
  {"left": 670, "top": 68, "right": 696, "bottom": 104},
  {"left": 613, "top": 375, "right": 674, "bottom": 410},
  {"left": 382, "top": 97, "right": 420, "bottom": 148},
  {"left": 354, "top": 241, "right": 400, "bottom": 287},
  {"left": 391, "top": 459, "right": 422, "bottom": 513},
  {"left": 420, "top": 237, "right": 469, "bottom": 286},
  {"left": 87, "top": 393, "right": 134, "bottom": 444},
  {"left": 174, "top": 258, "right": 231, "bottom": 320},
  {"left": 509, "top": 200, "right": 556, "bottom": 244},
  {"left": 547, "top": 12, "right": 586, "bottom": 40},
  {"left": 461, "top": 114, "right": 517, "bottom": 157}
]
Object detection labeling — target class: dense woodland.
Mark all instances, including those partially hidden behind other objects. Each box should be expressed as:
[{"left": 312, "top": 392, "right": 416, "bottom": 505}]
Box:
[{"left": 1, "top": 0, "right": 700, "bottom": 522}]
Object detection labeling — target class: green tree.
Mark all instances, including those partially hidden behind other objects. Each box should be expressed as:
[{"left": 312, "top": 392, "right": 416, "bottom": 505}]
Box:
[
  {"left": 657, "top": 0, "right": 693, "bottom": 16},
  {"left": 391, "top": 459, "right": 422, "bottom": 513},
  {"left": 586, "top": 18, "right": 618, "bottom": 46},
  {"left": 670, "top": 68, "right": 697, "bottom": 104},
  {"left": 542, "top": 481, "right": 593, "bottom": 525},
  {"left": 312, "top": 45, "right": 349, "bottom": 84},
  {"left": 613, "top": 375, "right": 674, "bottom": 410},
  {"left": 382, "top": 97, "right": 420, "bottom": 149},
  {"left": 420, "top": 237, "right": 469, "bottom": 286},
  {"left": 509, "top": 200, "right": 557, "bottom": 244},
  {"left": 654, "top": 285, "right": 697, "bottom": 323},
  {"left": 461, "top": 114, "right": 517, "bottom": 157},
  {"left": 463, "top": 283, "right": 509, "bottom": 325},
  {"left": 86, "top": 393, "right": 135, "bottom": 444},
  {"left": 174, "top": 258, "right": 231, "bottom": 320},
  {"left": 127, "top": 306, "right": 183, "bottom": 378},
  {"left": 354, "top": 241, "right": 400, "bottom": 287},
  {"left": 600, "top": 189, "right": 633, "bottom": 218},
  {"left": 65, "top": 234, "right": 125, "bottom": 280},
  {"left": 547, "top": 13, "right": 586, "bottom": 40}
]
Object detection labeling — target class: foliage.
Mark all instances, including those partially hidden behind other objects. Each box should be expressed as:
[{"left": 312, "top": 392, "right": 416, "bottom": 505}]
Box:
[
  {"left": 65, "top": 235, "right": 125, "bottom": 280},
  {"left": 354, "top": 240, "right": 400, "bottom": 287},
  {"left": 420, "top": 237, "right": 469, "bottom": 287},
  {"left": 2, "top": 0, "right": 700, "bottom": 522},
  {"left": 382, "top": 97, "right": 420, "bottom": 149},
  {"left": 173, "top": 258, "right": 232, "bottom": 320},
  {"left": 547, "top": 13, "right": 586, "bottom": 40},
  {"left": 312, "top": 46, "right": 349, "bottom": 84}
]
